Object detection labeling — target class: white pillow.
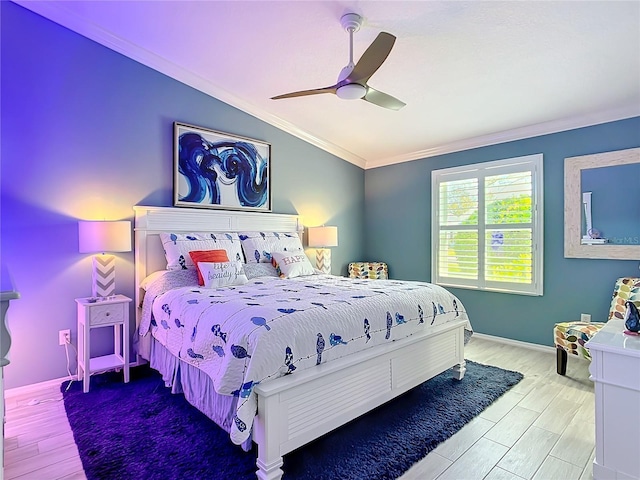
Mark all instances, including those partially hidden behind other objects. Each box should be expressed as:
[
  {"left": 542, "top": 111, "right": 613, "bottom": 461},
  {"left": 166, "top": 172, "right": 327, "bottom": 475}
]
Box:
[
  {"left": 159, "top": 232, "right": 244, "bottom": 270},
  {"left": 243, "top": 262, "right": 280, "bottom": 279},
  {"left": 199, "top": 261, "right": 249, "bottom": 288},
  {"left": 140, "top": 270, "right": 169, "bottom": 291},
  {"left": 271, "top": 251, "right": 316, "bottom": 279},
  {"left": 140, "top": 269, "right": 199, "bottom": 291},
  {"left": 239, "top": 231, "right": 303, "bottom": 263}
]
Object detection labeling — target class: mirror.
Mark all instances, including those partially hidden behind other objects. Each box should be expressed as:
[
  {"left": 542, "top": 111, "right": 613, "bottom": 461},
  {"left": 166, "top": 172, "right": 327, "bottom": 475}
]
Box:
[{"left": 564, "top": 147, "right": 640, "bottom": 259}]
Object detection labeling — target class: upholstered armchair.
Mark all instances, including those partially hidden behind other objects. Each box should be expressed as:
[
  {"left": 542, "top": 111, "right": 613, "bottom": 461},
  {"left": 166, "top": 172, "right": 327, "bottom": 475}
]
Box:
[
  {"left": 348, "top": 262, "right": 389, "bottom": 280},
  {"left": 554, "top": 277, "right": 640, "bottom": 375}
]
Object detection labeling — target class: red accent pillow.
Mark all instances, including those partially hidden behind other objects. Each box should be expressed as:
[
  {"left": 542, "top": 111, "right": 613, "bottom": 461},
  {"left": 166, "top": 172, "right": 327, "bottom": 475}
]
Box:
[{"left": 189, "top": 250, "right": 230, "bottom": 286}]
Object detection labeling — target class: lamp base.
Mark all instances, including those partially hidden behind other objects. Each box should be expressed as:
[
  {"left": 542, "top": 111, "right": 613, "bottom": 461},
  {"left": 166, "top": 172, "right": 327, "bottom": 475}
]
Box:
[
  {"left": 92, "top": 254, "right": 116, "bottom": 298},
  {"left": 315, "top": 249, "right": 332, "bottom": 275}
]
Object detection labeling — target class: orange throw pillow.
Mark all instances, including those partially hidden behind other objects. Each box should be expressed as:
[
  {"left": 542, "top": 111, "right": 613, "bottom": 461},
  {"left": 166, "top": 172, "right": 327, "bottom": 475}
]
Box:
[{"left": 189, "top": 250, "right": 230, "bottom": 286}]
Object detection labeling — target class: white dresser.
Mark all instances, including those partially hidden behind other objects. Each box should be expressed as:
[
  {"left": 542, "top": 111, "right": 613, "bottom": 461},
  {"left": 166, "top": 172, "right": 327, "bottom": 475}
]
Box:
[{"left": 587, "top": 318, "right": 640, "bottom": 480}]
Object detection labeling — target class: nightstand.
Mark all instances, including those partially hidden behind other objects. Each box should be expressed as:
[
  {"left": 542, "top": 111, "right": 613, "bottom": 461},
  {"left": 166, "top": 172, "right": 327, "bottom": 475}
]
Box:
[{"left": 75, "top": 295, "right": 132, "bottom": 393}]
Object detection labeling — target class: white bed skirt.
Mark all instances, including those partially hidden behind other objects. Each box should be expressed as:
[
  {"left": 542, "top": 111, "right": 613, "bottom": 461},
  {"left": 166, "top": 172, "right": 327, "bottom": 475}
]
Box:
[{"left": 146, "top": 336, "right": 254, "bottom": 451}]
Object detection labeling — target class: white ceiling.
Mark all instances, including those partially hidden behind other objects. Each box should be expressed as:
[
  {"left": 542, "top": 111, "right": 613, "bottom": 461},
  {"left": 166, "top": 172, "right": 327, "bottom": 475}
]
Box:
[{"left": 16, "top": 1, "right": 640, "bottom": 169}]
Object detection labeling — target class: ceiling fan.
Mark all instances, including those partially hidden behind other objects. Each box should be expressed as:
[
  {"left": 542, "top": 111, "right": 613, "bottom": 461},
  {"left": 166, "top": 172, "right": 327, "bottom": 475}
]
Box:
[{"left": 271, "top": 13, "right": 406, "bottom": 111}]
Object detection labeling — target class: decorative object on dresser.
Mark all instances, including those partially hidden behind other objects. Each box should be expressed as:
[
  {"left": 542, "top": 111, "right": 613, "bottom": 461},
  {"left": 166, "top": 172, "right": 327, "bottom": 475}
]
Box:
[
  {"left": 78, "top": 220, "right": 132, "bottom": 298},
  {"left": 624, "top": 300, "right": 640, "bottom": 334},
  {"left": 174, "top": 122, "right": 271, "bottom": 212},
  {"left": 554, "top": 277, "right": 640, "bottom": 375},
  {"left": 307, "top": 225, "right": 338, "bottom": 274},
  {"left": 348, "top": 262, "right": 389, "bottom": 280},
  {"left": 76, "top": 295, "right": 132, "bottom": 393},
  {"left": 586, "top": 318, "right": 640, "bottom": 480}
]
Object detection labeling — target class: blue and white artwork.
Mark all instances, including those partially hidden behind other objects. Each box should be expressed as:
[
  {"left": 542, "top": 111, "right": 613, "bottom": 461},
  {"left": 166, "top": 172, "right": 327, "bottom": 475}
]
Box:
[{"left": 174, "top": 122, "right": 271, "bottom": 212}]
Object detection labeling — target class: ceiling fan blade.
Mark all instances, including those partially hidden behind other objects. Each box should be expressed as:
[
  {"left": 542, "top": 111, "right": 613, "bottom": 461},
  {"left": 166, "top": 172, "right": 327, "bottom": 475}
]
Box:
[
  {"left": 271, "top": 85, "right": 337, "bottom": 100},
  {"left": 347, "top": 32, "right": 396, "bottom": 84},
  {"left": 363, "top": 87, "right": 406, "bottom": 110}
]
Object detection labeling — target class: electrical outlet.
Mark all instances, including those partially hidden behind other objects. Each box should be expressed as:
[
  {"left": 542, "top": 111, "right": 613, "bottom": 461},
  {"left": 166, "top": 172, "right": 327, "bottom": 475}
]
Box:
[
  {"left": 581, "top": 313, "right": 591, "bottom": 323},
  {"left": 58, "top": 329, "right": 70, "bottom": 346}
]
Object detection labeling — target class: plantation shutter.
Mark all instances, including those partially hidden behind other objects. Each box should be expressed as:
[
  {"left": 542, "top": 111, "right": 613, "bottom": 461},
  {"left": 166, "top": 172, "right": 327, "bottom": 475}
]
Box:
[{"left": 432, "top": 154, "right": 543, "bottom": 296}]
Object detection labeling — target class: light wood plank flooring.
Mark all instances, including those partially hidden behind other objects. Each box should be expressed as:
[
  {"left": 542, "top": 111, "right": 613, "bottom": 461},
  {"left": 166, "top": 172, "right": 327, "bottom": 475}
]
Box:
[{"left": 3, "top": 335, "right": 594, "bottom": 479}]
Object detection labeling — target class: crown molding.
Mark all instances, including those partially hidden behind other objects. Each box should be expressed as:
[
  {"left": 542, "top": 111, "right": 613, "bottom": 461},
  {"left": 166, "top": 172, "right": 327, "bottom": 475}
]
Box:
[
  {"left": 365, "top": 106, "right": 640, "bottom": 169},
  {"left": 13, "top": 0, "right": 367, "bottom": 169}
]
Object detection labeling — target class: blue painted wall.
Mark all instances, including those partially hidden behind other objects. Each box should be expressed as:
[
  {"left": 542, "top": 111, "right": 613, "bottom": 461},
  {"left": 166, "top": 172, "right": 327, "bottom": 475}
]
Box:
[
  {"left": 0, "top": 2, "right": 364, "bottom": 388},
  {"left": 364, "top": 117, "right": 640, "bottom": 346}
]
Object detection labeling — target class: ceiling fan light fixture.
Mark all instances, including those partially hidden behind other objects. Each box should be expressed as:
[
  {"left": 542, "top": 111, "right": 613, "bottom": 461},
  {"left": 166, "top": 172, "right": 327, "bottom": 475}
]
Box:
[{"left": 336, "top": 83, "right": 366, "bottom": 100}]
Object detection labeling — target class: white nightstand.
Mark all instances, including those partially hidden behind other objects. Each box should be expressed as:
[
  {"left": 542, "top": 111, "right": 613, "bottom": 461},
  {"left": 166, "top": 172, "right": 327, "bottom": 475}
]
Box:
[{"left": 75, "top": 295, "right": 132, "bottom": 393}]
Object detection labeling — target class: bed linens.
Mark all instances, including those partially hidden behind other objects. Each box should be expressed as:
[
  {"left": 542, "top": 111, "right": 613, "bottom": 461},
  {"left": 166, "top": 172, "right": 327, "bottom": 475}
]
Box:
[{"left": 140, "top": 273, "right": 472, "bottom": 446}]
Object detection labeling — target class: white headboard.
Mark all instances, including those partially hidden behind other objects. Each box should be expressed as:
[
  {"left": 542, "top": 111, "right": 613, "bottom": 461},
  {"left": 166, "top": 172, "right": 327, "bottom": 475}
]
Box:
[{"left": 133, "top": 205, "right": 302, "bottom": 324}]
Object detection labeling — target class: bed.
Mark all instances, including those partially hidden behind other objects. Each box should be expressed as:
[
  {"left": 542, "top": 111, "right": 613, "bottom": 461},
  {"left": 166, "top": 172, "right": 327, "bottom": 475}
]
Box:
[{"left": 133, "top": 205, "right": 472, "bottom": 480}]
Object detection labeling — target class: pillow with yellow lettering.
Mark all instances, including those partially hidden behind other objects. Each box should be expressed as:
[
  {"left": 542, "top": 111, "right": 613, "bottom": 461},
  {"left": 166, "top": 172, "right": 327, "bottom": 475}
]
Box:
[{"left": 270, "top": 251, "right": 316, "bottom": 279}]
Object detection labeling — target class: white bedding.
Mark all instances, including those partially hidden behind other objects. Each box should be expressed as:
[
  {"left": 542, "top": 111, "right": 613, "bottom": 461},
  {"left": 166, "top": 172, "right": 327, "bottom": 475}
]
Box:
[{"left": 139, "top": 271, "right": 472, "bottom": 446}]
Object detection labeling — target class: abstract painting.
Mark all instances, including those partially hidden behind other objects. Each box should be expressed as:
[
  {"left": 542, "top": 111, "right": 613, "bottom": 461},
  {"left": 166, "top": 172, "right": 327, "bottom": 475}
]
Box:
[{"left": 174, "top": 122, "right": 271, "bottom": 212}]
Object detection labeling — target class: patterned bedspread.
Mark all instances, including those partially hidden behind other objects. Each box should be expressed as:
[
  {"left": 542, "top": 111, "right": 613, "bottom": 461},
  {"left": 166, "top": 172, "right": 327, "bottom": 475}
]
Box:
[{"left": 140, "top": 272, "right": 472, "bottom": 445}]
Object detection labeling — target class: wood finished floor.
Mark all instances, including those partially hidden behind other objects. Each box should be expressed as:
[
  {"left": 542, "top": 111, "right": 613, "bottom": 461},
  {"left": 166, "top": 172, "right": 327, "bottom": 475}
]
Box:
[{"left": 3, "top": 335, "right": 595, "bottom": 480}]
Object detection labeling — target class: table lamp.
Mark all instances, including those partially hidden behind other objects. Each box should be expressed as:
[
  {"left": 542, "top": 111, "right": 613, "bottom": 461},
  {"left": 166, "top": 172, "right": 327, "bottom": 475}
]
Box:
[
  {"left": 78, "top": 220, "right": 131, "bottom": 298},
  {"left": 308, "top": 226, "right": 338, "bottom": 274}
]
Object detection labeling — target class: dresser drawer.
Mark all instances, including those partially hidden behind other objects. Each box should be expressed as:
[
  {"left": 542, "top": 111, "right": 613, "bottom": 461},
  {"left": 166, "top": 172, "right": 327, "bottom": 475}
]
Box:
[{"left": 89, "top": 303, "right": 125, "bottom": 326}]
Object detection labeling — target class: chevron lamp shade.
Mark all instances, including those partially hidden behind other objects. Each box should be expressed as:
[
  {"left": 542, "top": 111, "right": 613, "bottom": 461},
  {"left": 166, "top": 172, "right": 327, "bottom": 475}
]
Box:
[
  {"left": 308, "top": 226, "right": 338, "bottom": 275},
  {"left": 79, "top": 221, "right": 131, "bottom": 298}
]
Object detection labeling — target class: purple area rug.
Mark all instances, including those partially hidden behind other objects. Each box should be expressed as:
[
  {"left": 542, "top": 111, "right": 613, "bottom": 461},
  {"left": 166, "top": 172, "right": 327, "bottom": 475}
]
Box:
[{"left": 62, "top": 360, "right": 522, "bottom": 480}]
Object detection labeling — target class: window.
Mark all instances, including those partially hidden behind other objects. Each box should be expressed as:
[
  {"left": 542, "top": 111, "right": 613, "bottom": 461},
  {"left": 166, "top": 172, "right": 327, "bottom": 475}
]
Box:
[{"left": 432, "top": 154, "right": 543, "bottom": 296}]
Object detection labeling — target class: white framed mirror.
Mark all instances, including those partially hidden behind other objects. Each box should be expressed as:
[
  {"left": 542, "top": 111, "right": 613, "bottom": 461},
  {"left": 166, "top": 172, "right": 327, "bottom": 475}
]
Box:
[{"left": 564, "top": 147, "right": 640, "bottom": 259}]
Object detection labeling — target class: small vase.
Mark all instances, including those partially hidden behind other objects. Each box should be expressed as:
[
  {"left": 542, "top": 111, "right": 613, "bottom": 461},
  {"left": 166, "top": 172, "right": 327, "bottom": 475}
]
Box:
[{"left": 624, "top": 301, "right": 640, "bottom": 333}]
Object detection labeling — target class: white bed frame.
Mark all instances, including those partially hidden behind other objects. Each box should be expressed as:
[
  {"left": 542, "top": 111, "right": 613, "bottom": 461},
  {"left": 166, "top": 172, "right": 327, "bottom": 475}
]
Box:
[{"left": 134, "top": 205, "right": 467, "bottom": 480}]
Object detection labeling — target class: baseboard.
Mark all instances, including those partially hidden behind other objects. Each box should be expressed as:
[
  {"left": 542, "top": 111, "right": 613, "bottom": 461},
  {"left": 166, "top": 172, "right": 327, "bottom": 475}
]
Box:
[
  {"left": 4, "top": 359, "right": 146, "bottom": 399},
  {"left": 471, "top": 332, "right": 556, "bottom": 354},
  {"left": 4, "top": 374, "right": 77, "bottom": 399}
]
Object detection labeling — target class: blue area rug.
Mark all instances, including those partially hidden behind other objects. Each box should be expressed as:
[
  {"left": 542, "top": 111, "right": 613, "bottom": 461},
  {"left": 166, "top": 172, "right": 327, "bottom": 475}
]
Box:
[{"left": 62, "top": 360, "right": 522, "bottom": 480}]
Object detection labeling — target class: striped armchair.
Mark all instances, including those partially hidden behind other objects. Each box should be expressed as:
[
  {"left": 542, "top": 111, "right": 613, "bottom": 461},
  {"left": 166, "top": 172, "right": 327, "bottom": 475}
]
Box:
[{"left": 554, "top": 277, "right": 640, "bottom": 375}]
